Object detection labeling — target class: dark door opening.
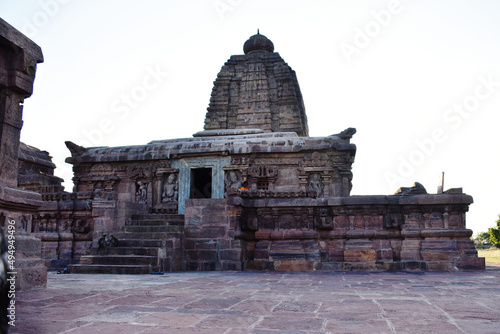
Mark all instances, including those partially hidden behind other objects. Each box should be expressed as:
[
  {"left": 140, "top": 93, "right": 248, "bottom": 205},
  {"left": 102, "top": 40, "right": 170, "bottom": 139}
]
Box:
[{"left": 190, "top": 168, "right": 212, "bottom": 199}]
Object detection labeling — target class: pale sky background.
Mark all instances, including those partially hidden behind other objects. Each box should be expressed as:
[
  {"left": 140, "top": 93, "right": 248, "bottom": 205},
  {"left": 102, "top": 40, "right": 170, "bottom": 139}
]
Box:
[{"left": 1, "top": 0, "right": 499, "bottom": 235}]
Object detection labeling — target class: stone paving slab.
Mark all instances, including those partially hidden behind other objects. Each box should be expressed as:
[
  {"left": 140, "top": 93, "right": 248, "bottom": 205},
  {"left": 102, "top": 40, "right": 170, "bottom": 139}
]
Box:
[{"left": 10, "top": 266, "right": 500, "bottom": 334}]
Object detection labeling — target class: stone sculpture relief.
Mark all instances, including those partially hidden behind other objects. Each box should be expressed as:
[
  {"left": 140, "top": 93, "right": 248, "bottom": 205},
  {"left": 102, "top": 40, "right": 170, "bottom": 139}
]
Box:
[
  {"left": 136, "top": 181, "right": 148, "bottom": 204},
  {"left": 224, "top": 170, "right": 242, "bottom": 192},
  {"left": 307, "top": 173, "right": 324, "bottom": 198},
  {"left": 162, "top": 174, "right": 178, "bottom": 203}
]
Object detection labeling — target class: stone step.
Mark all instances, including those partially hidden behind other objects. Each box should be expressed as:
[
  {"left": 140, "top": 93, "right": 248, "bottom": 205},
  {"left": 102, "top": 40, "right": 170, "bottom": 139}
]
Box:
[
  {"left": 112, "top": 232, "right": 182, "bottom": 240},
  {"left": 90, "top": 247, "right": 159, "bottom": 256},
  {"left": 123, "top": 225, "right": 184, "bottom": 233},
  {"left": 131, "top": 214, "right": 184, "bottom": 222},
  {"left": 79, "top": 255, "right": 158, "bottom": 266},
  {"left": 126, "top": 220, "right": 175, "bottom": 226},
  {"left": 68, "top": 264, "right": 154, "bottom": 275},
  {"left": 117, "top": 239, "right": 165, "bottom": 248}
]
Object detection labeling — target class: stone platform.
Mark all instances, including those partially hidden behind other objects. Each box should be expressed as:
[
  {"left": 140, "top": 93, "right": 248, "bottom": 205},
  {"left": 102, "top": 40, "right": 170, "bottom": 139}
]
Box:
[{"left": 12, "top": 266, "right": 500, "bottom": 334}]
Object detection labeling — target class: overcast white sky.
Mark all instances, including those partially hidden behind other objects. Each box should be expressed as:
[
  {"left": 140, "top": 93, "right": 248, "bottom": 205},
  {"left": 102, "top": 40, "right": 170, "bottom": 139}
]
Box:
[{"left": 1, "top": 0, "right": 499, "bottom": 234}]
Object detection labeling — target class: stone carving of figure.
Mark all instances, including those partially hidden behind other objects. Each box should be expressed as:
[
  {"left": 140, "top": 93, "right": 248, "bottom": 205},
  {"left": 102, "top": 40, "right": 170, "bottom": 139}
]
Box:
[
  {"left": 307, "top": 173, "right": 324, "bottom": 198},
  {"left": 17, "top": 215, "right": 28, "bottom": 232},
  {"left": 59, "top": 219, "right": 71, "bottom": 233},
  {"left": 225, "top": 170, "right": 242, "bottom": 191},
  {"left": 72, "top": 219, "right": 90, "bottom": 234},
  {"left": 136, "top": 181, "right": 147, "bottom": 203},
  {"left": 162, "top": 174, "right": 178, "bottom": 203},
  {"left": 93, "top": 181, "right": 105, "bottom": 199}
]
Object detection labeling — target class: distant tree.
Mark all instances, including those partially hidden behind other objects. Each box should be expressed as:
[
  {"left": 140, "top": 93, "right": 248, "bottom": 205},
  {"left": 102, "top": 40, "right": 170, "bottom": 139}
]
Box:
[
  {"left": 474, "top": 232, "right": 491, "bottom": 245},
  {"left": 488, "top": 215, "right": 500, "bottom": 245}
]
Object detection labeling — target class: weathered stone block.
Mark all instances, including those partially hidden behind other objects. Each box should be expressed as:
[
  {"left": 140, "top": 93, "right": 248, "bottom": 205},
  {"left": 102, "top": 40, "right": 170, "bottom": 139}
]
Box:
[
  {"left": 403, "top": 261, "right": 427, "bottom": 270},
  {"left": 185, "top": 226, "right": 226, "bottom": 238},
  {"left": 245, "top": 260, "right": 274, "bottom": 271},
  {"left": 185, "top": 250, "right": 217, "bottom": 262},
  {"left": 185, "top": 216, "right": 201, "bottom": 225},
  {"left": 344, "top": 261, "right": 377, "bottom": 271},
  {"left": 219, "top": 250, "right": 242, "bottom": 261},
  {"left": 202, "top": 215, "right": 226, "bottom": 225},
  {"left": 376, "top": 249, "right": 393, "bottom": 261},
  {"left": 328, "top": 250, "right": 344, "bottom": 262},
  {"left": 319, "top": 262, "right": 344, "bottom": 271},
  {"left": 185, "top": 239, "right": 217, "bottom": 250},
  {"left": 400, "top": 250, "right": 421, "bottom": 261},
  {"left": 454, "top": 256, "right": 485, "bottom": 270},
  {"left": 426, "top": 261, "right": 453, "bottom": 271},
  {"left": 274, "top": 260, "right": 315, "bottom": 271},
  {"left": 421, "top": 239, "right": 455, "bottom": 249},
  {"left": 421, "top": 251, "right": 458, "bottom": 261},
  {"left": 344, "top": 250, "right": 376, "bottom": 262},
  {"left": 345, "top": 240, "right": 373, "bottom": 250},
  {"left": 16, "top": 263, "right": 47, "bottom": 290},
  {"left": 220, "top": 260, "right": 242, "bottom": 271}
]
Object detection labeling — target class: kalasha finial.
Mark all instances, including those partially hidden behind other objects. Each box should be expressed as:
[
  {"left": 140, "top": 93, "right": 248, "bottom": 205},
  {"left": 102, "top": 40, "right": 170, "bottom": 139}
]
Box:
[{"left": 243, "top": 30, "right": 274, "bottom": 54}]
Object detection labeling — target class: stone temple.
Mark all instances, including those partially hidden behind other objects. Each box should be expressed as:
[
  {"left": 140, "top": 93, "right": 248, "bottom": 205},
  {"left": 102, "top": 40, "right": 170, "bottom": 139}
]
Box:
[{"left": 7, "top": 29, "right": 485, "bottom": 275}]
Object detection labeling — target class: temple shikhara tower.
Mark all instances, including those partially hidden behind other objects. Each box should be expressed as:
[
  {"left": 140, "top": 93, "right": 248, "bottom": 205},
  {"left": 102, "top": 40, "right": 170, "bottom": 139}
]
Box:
[{"left": 15, "top": 31, "right": 485, "bottom": 273}]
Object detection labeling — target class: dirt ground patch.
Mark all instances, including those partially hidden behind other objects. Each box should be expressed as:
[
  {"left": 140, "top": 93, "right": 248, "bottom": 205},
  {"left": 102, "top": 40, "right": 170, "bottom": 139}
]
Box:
[{"left": 477, "top": 247, "right": 500, "bottom": 263}]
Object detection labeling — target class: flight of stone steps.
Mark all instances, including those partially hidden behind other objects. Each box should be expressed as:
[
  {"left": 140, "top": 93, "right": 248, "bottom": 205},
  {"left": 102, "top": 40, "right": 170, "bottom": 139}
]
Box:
[{"left": 68, "top": 214, "right": 184, "bottom": 274}]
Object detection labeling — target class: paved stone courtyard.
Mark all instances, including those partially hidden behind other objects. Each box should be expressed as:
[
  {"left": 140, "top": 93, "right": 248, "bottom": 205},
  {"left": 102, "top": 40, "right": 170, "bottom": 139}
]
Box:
[{"left": 12, "top": 266, "right": 500, "bottom": 334}]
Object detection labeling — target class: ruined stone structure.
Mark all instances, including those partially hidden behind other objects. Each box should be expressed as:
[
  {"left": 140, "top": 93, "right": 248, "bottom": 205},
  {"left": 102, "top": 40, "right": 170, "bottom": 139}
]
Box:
[
  {"left": 0, "top": 18, "right": 47, "bottom": 289},
  {"left": 17, "top": 31, "right": 484, "bottom": 273}
]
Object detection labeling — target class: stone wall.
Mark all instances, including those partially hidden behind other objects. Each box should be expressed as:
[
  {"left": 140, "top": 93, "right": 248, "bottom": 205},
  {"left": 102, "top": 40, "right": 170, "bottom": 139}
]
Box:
[
  {"left": 184, "top": 199, "right": 244, "bottom": 271},
  {"left": 227, "top": 192, "right": 483, "bottom": 271}
]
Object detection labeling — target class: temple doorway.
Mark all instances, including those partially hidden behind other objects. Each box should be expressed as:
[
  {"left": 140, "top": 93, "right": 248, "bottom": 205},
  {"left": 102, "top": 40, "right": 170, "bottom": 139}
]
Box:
[{"left": 190, "top": 168, "right": 212, "bottom": 199}]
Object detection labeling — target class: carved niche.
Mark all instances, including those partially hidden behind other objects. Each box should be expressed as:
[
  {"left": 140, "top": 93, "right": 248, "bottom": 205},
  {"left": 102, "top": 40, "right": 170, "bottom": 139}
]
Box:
[
  {"left": 298, "top": 152, "right": 332, "bottom": 197},
  {"left": 77, "top": 163, "right": 120, "bottom": 200},
  {"left": 241, "top": 209, "right": 259, "bottom": 231},
  {"left": 307, "top": 173, "right": 324, "bottom": 198},
  {"left": 314, "top": 207, "right": 333, "bottom": 230},
  {"left": 128, "top": 165, "right": 157, "bottom": 205},
  {"left": 161, "top": 173, "right": 179, "bottom": 203},
  {"left": 153, "top": 162, "right": 179, "bottom": 213},
  {"left": 247, "top": 165, "right": 278, "bottom": 191}
]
